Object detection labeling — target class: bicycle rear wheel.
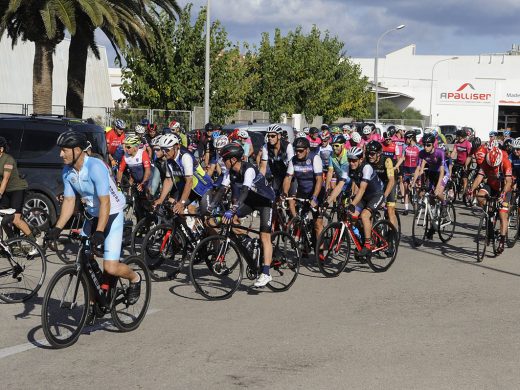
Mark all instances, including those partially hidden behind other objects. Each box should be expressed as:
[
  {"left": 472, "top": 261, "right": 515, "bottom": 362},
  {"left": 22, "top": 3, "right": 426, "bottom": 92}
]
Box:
[
  {"left": 412, "top": 205, "right": 430, "bottom": 248},
  {"left": 130, "top": 214, "right": 158, "bottom": 255},
  {"left": 315, "top": 222, "right": 350, "bottom": 277},
  {"left": 53, "top": 233, "right": 81, "bottom": 264},
  {"left": 476, "top": 216, "right": 488, "bottom": 262},
  {"left": 268, "top": 231, "right": 301, "bottom": 291},
  {"left": 0, "top": 237, "right": 46, "bottom": 303},
  {"left": 367, "top": 220, "right": 399, "bottom": 272},
  {"left": 506, "top": 207, "right": 518, "bottom": 248},
  {"left": 41, "top": 265, "right": 89, "bottom": 348},
  {"left": 189, "top": 235, "right": 243, "bottom": 300},
  {"left": 111, "top": 256, "right": 151, "bottom": 332},
  {"left": 438, "top": 202, "right": 456, "bottom": 243}
]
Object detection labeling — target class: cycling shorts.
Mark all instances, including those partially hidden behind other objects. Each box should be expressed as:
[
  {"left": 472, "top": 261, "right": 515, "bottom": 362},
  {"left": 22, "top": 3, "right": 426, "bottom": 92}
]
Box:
[
  {"left": 236, "top": 192, "right": 273, "bottom": 233},
  {"left": 0, "top": 189, "right": 26, "bottom": 213},
  {"left": 356, "top": 193, "right": 385, "bottom": 214},
  {"left": 480, "top": 185, "right": 511, "bottom": 212},
  {"left": 82, "top": 212, "right": 123, "bottom": 261},
  {"left": 402, "top": 166, "right": 415, "bottom": 182},
  {"left": 427, "top": 171, "right": 449, "bottom": 191}
]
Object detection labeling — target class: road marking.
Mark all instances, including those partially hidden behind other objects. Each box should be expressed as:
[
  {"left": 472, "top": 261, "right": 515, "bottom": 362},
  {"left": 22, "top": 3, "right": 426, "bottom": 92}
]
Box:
[{"left": 0, "top": 308, "right": 161, "bottom": 359}]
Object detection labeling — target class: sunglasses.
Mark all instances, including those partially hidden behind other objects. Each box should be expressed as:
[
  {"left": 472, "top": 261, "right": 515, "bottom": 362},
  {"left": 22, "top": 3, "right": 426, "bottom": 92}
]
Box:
[
  {"left": 295, "top": 148, "right": 306, "bottom": 153},
  {"left": 368, "top": 151, "right": 378, "bottom": 157},
  {"left": 425, "top": 143, "right": 434, "bottom": 147},
  {"left": 124, "top": 145, "right": 134, "bottom": 149},
  {"left": 153, "top": 147, "right": 162, "bottom": 152},
  {"left": 348, "top": 158, "right": 359, "bottom": 163},
  {"left": 267, "top": 134, "right": 277, "bottom": 138},
  {"left": 332, "top": 144, "right": 343, "bottom": 148}
]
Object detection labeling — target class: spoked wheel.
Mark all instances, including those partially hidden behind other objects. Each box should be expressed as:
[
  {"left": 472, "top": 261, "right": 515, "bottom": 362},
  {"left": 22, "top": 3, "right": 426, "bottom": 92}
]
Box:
[
  {"left": 315, "top": 222, "right": 350, "bottom": 277},
  {"left": 491, "top": 214, "right": 501, "bottom": 256},
  {"left": 130, "top": 215, "right": 158, "bottom": 256},
  {"left": 506, "top": 207, "right": 519, "bottom": 248},
  {"left": 142, "top": 223, "right": 186, "bottom": 281},
  {"left": 438, "top": 202, "right": 456, "bottom": 243},
  {"left": 476, "top": 216, "right": 489, "bottom": 262},
  {"left": 268, "top": 231, "right": 301, "bottom": 291},
  {"left": 0, "top": 237, "right": 46, "bottom": 303},
  {"left": 111, "top": 256, "right": 151, "bottom": 332},
  {"left": 53, "top": 233, "right": 81, "bottom": 264},
  {"left": 367, "top": 220, "right": 399, "bottom": 272},
  {"left": 189, "top": 235, "right": 243, "bottom": 300},
  {"left": 412, "top": 205, "right": 430, "bottom": 248},
  {"left": 41, "top": 265, "right": 89, "bottom": 348}
]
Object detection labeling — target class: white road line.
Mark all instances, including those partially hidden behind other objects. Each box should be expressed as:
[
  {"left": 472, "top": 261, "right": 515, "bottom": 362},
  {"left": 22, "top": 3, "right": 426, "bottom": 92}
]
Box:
[{"left": 0, "top": 308, "right": 161, "bottom": 360}]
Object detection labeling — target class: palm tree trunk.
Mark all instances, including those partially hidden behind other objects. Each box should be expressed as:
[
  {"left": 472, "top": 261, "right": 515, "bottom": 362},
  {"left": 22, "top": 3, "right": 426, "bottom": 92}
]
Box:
[
  {"left": 33, "top": 40, "right": 54, "bottom": 114},
  {"left": 66, "top": 32, "right": 89, "bottom": 118}
]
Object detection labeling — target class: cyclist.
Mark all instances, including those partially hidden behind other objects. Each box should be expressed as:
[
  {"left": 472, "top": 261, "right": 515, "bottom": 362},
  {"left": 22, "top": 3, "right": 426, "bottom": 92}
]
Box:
[
  {"left": 206, "top": 135, "right": 229, "bottom": 180},
  {"left": 203, "top": 122, "right": 218, "bottom": 168},
  {"left": 237, "top": 129, "right": 254, "bottom": 161},
  {"left": 366, "top": 140, "right": 398, "bottom": 230},
  {"left": 106, "top": 119, "right": 126, "bottom": 168},
  {"left": 117, "top": 135, "right": 152, "bottom": 191},
  {"left": 487, "top": 130, "right": 499, "bottom": 147},
  {"left": 325, "top": 134, "right": 350, "bottom": 205},
  {"left": 342, "top": 124, "right": 351, "bottom": 136},
  {"left": 47, "top": 131, "right": 141, "bottom": 303},
  {"left": 450, "top": 129, "right": 473, "bottom": 193},
  {"left": 347, "top": 146, "right": 385, "bottom": 257},
  {"left": 349, "top": 131, "right": 362, "bottom": 149},
  {"left": 307, "top": 127, "right": 322, "bottom": 153},
  {"left": 511, "top": 139, "right": 520, "bottom": 217},
  {"left": 395, "top": 130, "right": 422, "bottom": 215},
  {"left": 259, "top": 124, "right": 294, "bottom": 195},
  {"left": 168, "top": 120, "right": 188, "bottom": 147},
  {"left": 319, "top": 130, "right": 333, "bottom": 172},
  {"left": 134, "top": 124, "right": 153, "bottom": 158},
  {"left": 211, "top": 143, "right": 276, "bottom": 288},
  {"left": 468, "top": 146, "right": 512, "bottom": 254},
  {"left": 282, "top": 137, "right": 324, "bottom": 242}
]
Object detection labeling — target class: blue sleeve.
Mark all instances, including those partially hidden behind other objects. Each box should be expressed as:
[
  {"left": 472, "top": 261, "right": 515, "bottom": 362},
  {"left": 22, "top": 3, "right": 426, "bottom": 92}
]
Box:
[
  {"left": 90, "top": 160, "right": 110, "bottom": 197},
  {"left": 62, "top": 170, "right": 77, "bottom": 197}
]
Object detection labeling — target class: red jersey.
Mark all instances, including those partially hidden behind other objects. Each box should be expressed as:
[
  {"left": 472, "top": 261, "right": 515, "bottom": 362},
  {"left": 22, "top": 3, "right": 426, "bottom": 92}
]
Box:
[
  {"left": 478, "top": 150, "right": 512, "bottom": 192},
  {"left": 106, "top": 129, "right": 126, "bottom": 156},
  {"left": 453, "top": 140, "right": 472, "bottom": 165},
  {"left": 382, "top": 142, "right": 401, "bottom": 160},
  {"left": 402, "top": 144, "right": 421, "bottom": 168}
]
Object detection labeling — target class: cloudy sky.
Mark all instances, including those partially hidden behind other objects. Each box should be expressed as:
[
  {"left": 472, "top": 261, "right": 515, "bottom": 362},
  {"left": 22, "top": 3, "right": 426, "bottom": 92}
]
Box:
[{"left": 100, "top": 0, "right": 520, "bottom": 66}]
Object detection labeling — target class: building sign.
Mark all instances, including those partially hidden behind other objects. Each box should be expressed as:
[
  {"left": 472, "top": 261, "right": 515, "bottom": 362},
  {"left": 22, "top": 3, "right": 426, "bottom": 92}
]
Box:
[
  {"left": 438, "top": 81, "right": 494, "bottom": 106},
  {"left": 496, "top": 81, "right": 520, "bottom": 105}
]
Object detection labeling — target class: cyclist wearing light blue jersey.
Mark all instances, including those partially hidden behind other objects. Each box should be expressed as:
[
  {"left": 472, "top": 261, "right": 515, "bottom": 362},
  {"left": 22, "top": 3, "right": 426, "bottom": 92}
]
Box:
[
  {"left": 326, "top": 134, "right": 351, "bottom": 205},
  {"left": 47, "top": 131, "right": 141, "bottom": 304}
]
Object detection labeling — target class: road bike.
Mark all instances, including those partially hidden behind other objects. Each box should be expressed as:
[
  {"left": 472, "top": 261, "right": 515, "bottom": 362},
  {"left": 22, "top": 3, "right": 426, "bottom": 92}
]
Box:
[{"left": 475, "top": 195, "right": 510, "bottom": 261}]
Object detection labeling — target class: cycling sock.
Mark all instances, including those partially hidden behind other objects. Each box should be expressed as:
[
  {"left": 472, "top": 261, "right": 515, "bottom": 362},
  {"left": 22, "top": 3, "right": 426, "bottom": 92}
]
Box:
[
  {"left": 364, "top": 241, "right": 371, "bottom": 250},
  {"left": 262, "top": 265, "right": 270, "bottom": 276},
  {"left": 405, "top": 203, "right": 409, "bottom": 210}
]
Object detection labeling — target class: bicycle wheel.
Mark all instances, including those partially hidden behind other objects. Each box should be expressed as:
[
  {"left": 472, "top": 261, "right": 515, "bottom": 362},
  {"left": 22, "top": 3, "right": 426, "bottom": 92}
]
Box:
[
  {"left": 53, "top": 233, "right": 81, "bottom": 264},
  {"left": 506, "top": 207, "right": 518, "bottom": 248},
  {"left": 491, "top": 214, "right": 501, "bottom": 256},
  {"left": 0, "top": 237, "right": 46, "bottom": 303},
  {"left": 315, "top": 222, "right": 350, "bottom": 277},
  {"left": 286, "top": 217, "right": 310, "bottom": 257},
  {"left": 142, "top": 223, "right": 186, "bottom": 281},
  {"left": 189, "top": 235, "right": 243, "bottom": 300},
  {"left": 111, "top": 256, "right": 151, "bottom": 332},
  {"left": 130, "top": 214, "right": 158, "bottom": 256},
  {"left": 367, "top": 220, "right": 399, "bottom": 272},
  {"left": 268, "top": 231, "right": 301, "bottom": 291},
  {"left": 476, "top": 215, "right": 488, "bottom": 262},
  {"left": 438, "top": 202, "right": 456, "bottom": 243},
  {"left": 41, "top": 265, "right": 89, "bottom": 348},
  {"left": 412, "top": 204, "right": 430, "bottom": 248}
]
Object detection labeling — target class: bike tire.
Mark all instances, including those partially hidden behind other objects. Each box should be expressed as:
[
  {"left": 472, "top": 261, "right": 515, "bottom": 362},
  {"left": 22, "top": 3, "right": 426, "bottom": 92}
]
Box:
[
  {"left": 53, "top": 233, "right": 81, "bottom": 264},
  {"left": 130, "top": 214, "right": 158, "bottom": 256},
  {"left": 0, "top": 237, "right": 46, "bottom": 303},
  {"left": 268, "top": 231, "right": 301, "bottom": 291},
  {"left": 506, "top": 207, "right": 518, "bottom": 248},
  {"left": 189, "top": 235, "right": 243, "bottom": 300},
  {"left": 367, "top": 220, "right": 399, "bottom": 272},
  {"left": 412, "top": 205, "right": 429, "bottom": 248},
  {"left": 111, "top": 256, "right": 151, "bottom": 332},
  {"left": 491, "top": 214, "right": 501, "bottom": 256},
  {"left": 315, "top": 222, "right": 350, "bottom": 278},
  {"left": 438, "top": 202, "right": 456, "bottom": 243},
  {"left": 476, "top": 216, "right": 488, "bottom": 262},
  {"left": 41, "top": 265, "right": 89, "bottom": 348}
]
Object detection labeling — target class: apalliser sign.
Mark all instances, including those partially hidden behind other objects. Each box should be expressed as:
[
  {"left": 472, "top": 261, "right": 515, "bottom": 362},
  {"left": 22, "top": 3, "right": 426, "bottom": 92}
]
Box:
[{"left": 438, "top": 82, "right": 494, "bottom": 105}]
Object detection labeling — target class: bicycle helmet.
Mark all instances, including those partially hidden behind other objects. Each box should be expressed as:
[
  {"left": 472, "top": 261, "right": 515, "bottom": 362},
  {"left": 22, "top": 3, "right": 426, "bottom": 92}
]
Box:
[
  {"left": 332, "top": 134, "right": 346, "bottom": 144},
  {"left": 331, "top": 126, "right": 341, "bottom": 134},
  {"left": 140, "top": 118, "right": 150, "bottom": 126},
  {"left": 220, "top": 142, "right": 244, "bottom": 161},
  {"left": 486, "top": 147, "right": 503, "bottom": 167},
  {"left": 56, "top": 131, "right": 88, "bottom": 149},
  {"left": 351, "top": 132, "right": 361, "bottom": 144},
  {"left": 504, "top": 129, "right": 511, "bottom": 137},
  {"left": 0, "top": 136, "right": 7, "bottom": 149},
  {"left": 124, "top": 135, "right": 141, "bottom": 146},
  {"left": 158, "top": 133, "right": 180, "bottom": 149},
  {"left": 472, "top": 137, "right": 481, "bottom": 149},
  {"left": 503, "top": 138, "right": 513, "bottom": 152},
  {"left": 396, "top": 125, "right": 406, "bottom": 132},
  {"left": 303, "top": 127, "right": 310, "bottom": 134},
  {"left": 456, "top": 129, "right": 466, "bottom": 137},
  {"left": 293, "top": 137, "right": 310, "bottom": 149},
  {"left": 204, "top": 122, "right": 215, "bottom": 132},
  {"left": 404, "top": 130, "right": 416, "bottom": 139},
  {"left": 162, "top": 127, "right": 172, "bottom": 135},
  {"left": 512, "top": 138, "right": 520, "bottom": 149},
  {"left": 237, "top": 129, "right": 249, "bottom": 139},
  {"left": 296, "top": 131, "right": 307, "bottom": 138},
  {"left": 342, "top": 124, "right": 351, "bottom": 132},
  {"left": 114, "top": 119, "right": 126, "bottom": 130},
  {"left": 214, "top": 135, "right": 229, "bottom": 149},
  {"left": 386, "top": 127, "right": 396, "bottom": 137},
  {"left": 347, "top": 147, "right": 363, "bottom": 160},
  {"left": 362, "top": 125, "right": 372, "bottom": 135},
  {"left": 309, "top": 127, "right": 319, "bottom": 135},
  {"left": 135, "top": 124, "right": 146, "bottom": 135},
  {"left": 151, "top": 135, "right": 163, "bottom": 146},
  {"left": 422, "top": 133, "right": 436, "bottom": 145},
  {"left": 489, "top": 130, "right": 498, "bottom": 137},
  {"left": 366, "top": 140, "right": 383, "bottom": 154},
  {"left": 267, "top": 124, "right": 282, "bottom": 133},
  {"left": 320, "top": 124, "right": 329, "bottom": 131},
  {"left": 382, "top": 132, "right": 392, "bottom": 141},
  {"left": 147, "top": 123, "right": 157, "bottom": 133},
  {"left": 321, "top": 130, "right": 330, "bottom": 140},
  {"left": 169, "top": 120, "right": 181, "bottom": 129},
  {"left": 488, "top": 139, "right": 499, "bottom": 149},
  {"left": 212, "top": 131, "right": 220, "bottom": 140},
  {"left": 423, "top": 127, "right": 433, "bottom": 134}
]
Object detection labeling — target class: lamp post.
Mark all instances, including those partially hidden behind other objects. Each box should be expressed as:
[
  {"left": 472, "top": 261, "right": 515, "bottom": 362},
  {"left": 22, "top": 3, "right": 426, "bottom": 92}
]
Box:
[
  {"left": 204, "top": 0, "right": 211, "bottom": 125},
  {"left": 429, "top": 56, "right": 458, "bottom": 126},
  {"left": 374, "top": 24, "right": 405, "bottom": 124}
]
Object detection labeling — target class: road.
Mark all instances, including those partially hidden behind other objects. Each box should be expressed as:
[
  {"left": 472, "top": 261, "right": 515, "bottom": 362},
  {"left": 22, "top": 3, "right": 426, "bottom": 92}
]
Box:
[{"left": 1, "top": 204, "right": 520, "bottom": 389}]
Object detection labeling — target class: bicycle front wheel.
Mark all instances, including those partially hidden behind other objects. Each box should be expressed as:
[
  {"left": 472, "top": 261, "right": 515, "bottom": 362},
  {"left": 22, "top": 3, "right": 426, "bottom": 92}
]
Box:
[
  {"left": 315, "top": 222, "right": 350, "bottom": 277},
  {"left": 41, "top": 265, "right": 89, "bottom": 348},
  {"left": 268, "top": 231, "right": 301, "bottom": 291},
  {"left": 476, "top": 216, "right": 488, "bottom": 262},
  {"left": 189, "top": 235, "right": 243, "bottom": 300},
  {"left": 438, "top": 202, "right": 456, "bottom": 243},
  {"left": 367, "top": 220, "right": 399, "bottom": 272},
  {"left": 0, "top": 237, "right": 46, "bottom": 303},
  {"left": 111, "top": 256, "right": 151, "bottom": 332},
  {"left": 130, "top": 215, "right": 158, "bottom": 256},
  {"left": 53, "top": 233, "right": 81, "bottom": 264}
]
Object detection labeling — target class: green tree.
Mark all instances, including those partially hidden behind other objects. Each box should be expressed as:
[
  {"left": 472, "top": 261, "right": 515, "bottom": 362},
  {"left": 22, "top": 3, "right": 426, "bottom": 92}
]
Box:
[{"left": 371, "top": 100, "right": 424, "bottom": 120}]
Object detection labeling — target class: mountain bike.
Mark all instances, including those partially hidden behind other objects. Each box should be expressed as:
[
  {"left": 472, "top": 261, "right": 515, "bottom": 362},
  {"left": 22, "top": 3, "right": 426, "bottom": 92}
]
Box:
[{"left": 41, "top": 236, "right": 151, "bottom": 348}]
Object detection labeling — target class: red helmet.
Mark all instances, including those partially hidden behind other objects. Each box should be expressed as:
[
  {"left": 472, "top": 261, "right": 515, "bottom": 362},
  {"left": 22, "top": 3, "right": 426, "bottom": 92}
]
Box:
[
  {"left": 475, "top": 148, "right": 486, "bottom": 165},
  {"left": 147, "top": 123, "right": 157, "bottom": 133},
  {"left": 169, "top": 120, "right": 180, "bottom": 129},
  {"left": 229, "top": 128, "right": 240, "bottom": 141},
  {"left": 486, "top": 147, "right": 503, "bottom": 167}
]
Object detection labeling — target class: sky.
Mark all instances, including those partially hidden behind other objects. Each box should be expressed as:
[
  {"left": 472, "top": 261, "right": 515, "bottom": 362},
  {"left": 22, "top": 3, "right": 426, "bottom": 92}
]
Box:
[{"left": 99, "top": 0, "right": 520, "bottom": 66}]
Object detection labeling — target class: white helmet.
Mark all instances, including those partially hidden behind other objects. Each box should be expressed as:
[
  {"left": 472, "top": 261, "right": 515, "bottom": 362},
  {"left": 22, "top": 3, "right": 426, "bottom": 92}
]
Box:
[
  {"left": 158, "top": 133, "right": 179, "bottom": 149},
  {"left": 303, "top": 127, "right": 310, "bottom": 134},
  {"left": 296, "top": 131, "right": 306, "bottom": 138},
  {"left": 344, "top": 134, "right": 351, "bottom": 141},
  {"left": 267, "top": 124, "right": 282, "bottom": 133},
  {"left": 214, "top": 135, "right": 229, "bottom": 149},
  {"left": 347, "top": 147, "right": 363, "bottom": 160},
  {"left": 512, "top": 138, "right": 520, "bottom": 149},
  {"left": 351, "top": 132, "right": 361, "bottom": 143},
  {"left": 151, "top": 135, "right": 163, "bottom": 146},
  {"left": 424, "top": 127, "right": 433, "bottom": 134},
  {"left": 342, "top": 124, "right": 351, "bottom": 131},
  {"left": 135, "top": 124, "right": 146, "bottom": 134},
  {"left": 237, "top": 129, "right": 249, "bottom": 139},
  {"left": 396, "top": 125, "right": 406, "bottom": 132},
  {"left": 362, "top": 125, "right": 372, "bottom": 135}
]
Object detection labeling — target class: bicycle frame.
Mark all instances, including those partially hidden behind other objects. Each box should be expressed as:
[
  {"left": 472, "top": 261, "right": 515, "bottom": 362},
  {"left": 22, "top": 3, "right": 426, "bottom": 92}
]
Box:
[{"left": 329, "top": 215, "right": 390, "bottom": 255}]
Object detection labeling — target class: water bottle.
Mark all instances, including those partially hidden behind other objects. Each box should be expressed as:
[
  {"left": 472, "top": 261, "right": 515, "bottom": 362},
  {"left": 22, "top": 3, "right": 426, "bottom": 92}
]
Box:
[
  {"left": 352, "top": 225, "right": 361, "bottom": 241},
  {"left": 252, "top": 238, "right": 261, "bottom": 268},
  {"left": 241, "top": 235, "right": 253, "bottom": 250}
]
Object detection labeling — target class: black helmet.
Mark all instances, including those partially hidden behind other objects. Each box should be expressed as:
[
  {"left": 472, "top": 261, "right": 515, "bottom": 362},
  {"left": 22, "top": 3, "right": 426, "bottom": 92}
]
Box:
[
  {"left": 293, "top": 137, "right": 310, "bottom": 149},
  {"left": 386, "top": 127, "right": 396, "bottom": 137},
  {"left": 472, "top": 137, "right": 482, "bottom": 149},
  {"left": 332, "top": 134, "right": 346, "bottom": 144},
  {"left": 204, "top": 122, "right": 214, "bottom": 132},
  {"left": 456, "top": 129, "right": 466, "bottom": 137},
  {"left": 503, "top": 138, "right": 513, "bottom": 150},
  {"left": 320, "top": 124, "right": 329, "bottom": 131},
  {"left": 220, "top": 142, "right": 244, "bottom": 161},
  {"left": 309, "top": 127, "right": 319, "bottom": 135},
  {"left": 366, "top": 140, "right": 382, "bottom": 153},
  {"left": 57, "top": 131, "right": 88, "bottom": 149},
  {"left": 404, "top": 130, "right": 416, "bottom": 139},
  {"left": 422, "top": 133, "right": 436, "bottom": 144}
]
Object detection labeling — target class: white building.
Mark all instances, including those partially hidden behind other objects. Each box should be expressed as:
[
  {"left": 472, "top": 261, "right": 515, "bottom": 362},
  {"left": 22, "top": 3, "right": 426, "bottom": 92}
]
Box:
[{"left": 352, "top": 44, "right": 520, "bottom": 139}]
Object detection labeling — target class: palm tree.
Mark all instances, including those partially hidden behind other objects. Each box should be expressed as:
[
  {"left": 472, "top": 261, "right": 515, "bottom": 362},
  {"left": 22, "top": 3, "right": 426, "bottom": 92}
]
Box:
[
  {"left": 65, "top": 0, "right": 181, "bottom": 118},
  {"left": 0, "top": 0, "right": 76, "bottom": 114}
]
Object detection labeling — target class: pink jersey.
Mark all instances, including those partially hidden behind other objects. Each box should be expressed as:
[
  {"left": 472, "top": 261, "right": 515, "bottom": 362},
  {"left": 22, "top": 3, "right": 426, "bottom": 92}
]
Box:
[
  {"left": 392, "top": 135, "right": 405, "bottom": 148},
  {"left": 453, "top": 139, "right": 472, "bottom": 165},
  {"left": 307, "top": 135, "right": 322, "bottom": 150},
  {"left": 369, "top": 133, "right": 383, "bottom": 143},
  {"left": 402, "top": 144, "right": 421, "bottom": 168}
]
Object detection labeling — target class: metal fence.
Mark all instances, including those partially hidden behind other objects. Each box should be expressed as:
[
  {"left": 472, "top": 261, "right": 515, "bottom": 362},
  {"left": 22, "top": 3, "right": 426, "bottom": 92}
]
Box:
[
  {"left": 151, "top": 109, "right": 192, "bottom": 132},
  {"left": 26, "top": 104, "right": 66, "bottom": 116},
  {"left": 83, "top": 106, "right": 110, "bottom": 126},
  {"left": 107, "top": 107, "right": 150, "bottom": 131},
  {"left": 0, "top": 103, "right": 25, "bottom": 115}
]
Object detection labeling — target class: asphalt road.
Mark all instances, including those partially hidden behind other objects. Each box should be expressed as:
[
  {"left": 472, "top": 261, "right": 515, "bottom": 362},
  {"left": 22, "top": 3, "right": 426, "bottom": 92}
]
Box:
[{"left": 1, "top": 204, "right": 520, "bottom": 389}]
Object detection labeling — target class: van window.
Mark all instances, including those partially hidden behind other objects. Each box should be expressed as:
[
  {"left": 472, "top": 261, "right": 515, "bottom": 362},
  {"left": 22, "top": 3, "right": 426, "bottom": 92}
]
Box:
[
  {"left": 0, "top": 128, "right": 22, "bottom": 158},
  {"left": 20, "top": 130, "right": 60, "bottom": 159}
]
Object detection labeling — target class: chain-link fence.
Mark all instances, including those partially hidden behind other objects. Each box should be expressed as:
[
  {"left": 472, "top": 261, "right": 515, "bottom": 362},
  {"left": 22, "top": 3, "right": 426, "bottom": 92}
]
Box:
[
  {"left": 107, "top": 107, "right": 150, "bottom": 131},
  {"left": 151, "top": 109, "right": 192, "bottom": 132}
]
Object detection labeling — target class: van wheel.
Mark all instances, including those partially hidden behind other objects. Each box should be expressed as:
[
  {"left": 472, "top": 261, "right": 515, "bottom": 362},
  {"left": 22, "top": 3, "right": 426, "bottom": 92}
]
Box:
[
  {"left": 445, "top": 135, "right": 454, "bottom": 144},
  {"left": 23, "top": 192, "right": 56, "bottom": 229}
]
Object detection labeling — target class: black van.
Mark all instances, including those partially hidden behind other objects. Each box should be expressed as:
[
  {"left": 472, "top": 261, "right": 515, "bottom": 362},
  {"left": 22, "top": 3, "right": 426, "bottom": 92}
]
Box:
[{"left": 0, "top": 115, "right": 107, "bottom": 228}]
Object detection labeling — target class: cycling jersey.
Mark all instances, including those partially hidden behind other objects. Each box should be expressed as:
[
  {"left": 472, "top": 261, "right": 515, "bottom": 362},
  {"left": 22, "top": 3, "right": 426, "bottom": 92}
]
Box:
[
  {"left": 166, "top": 147, "right": 213, "bottom": 196},
  {"left": 382, "top": 143, "right": 401, "bottom": 162},
  {"left": 402, "top": 144, "right": 422, "bottom": 168},
  {"left": 370, "top": 157, "right": 394, "bottom": 184},
  {"left": 307, "top": 136, "right": 322, "bottom": 152},
  {"left": 478, "top": 150, "right": 512, "bottom": 192},
  {"left": 369, "top": 133, "right": 383, "bottom": 143},
  {"left": 511, "top": 153, "right": 520, "bottom": 185},
  {"left": 286, "top": 153, "right": 323, "bottom": 195},
  {"left": 319, "top": 144, "right": 333, "bottom": 169},
  {"left": 349, "top": 163, "right": 385, "bottom": 195},
  {"left": 222, "top": 161, "right": 275, "bottom": 202},
  {"left": 118, "top": 148, "right": 151, "bottom": 183},
  {"left": 392, "top": 135, "right": 405, "bottom": 148},
  {"left": 63, "top": 155, "right": 126, "bottom": 217},
  {"left": 105, "top": 129, "right": 126, "bottom": 157},
  {"left": 328, "top": 148, "right": 350, "bottom": 183},
  {"left": 239, "top": 138, "right": 253, "bottom": 157},
  {"left": 419, "top": 148, "right": 447, "bottom": 173},
  {"left": 261, "top": 141, "right": 294, "bottom": 179},
  {"left": 453, "top": 139, "right": 472, "bottom": 165}
]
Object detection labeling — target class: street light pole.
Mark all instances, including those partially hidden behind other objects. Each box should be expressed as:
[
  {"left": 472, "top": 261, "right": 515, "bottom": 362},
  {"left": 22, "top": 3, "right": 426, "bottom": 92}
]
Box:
[
  {"left": 204, "top": 0, "right": 211, "bottom": 125},
  {"left": 429, "top": 56, "right": 458, "bottom": 126},
  {"left": 374, "top": 24, "right": 405, "bottom": 124}
]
